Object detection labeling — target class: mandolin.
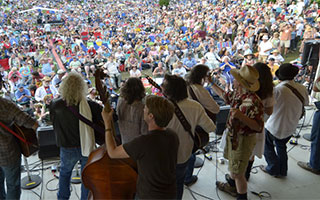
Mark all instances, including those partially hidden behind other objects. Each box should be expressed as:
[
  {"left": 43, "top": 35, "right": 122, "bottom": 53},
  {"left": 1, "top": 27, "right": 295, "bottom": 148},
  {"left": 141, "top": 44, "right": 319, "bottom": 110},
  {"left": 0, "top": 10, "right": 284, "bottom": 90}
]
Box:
[{"left": 81, "top": 68, "right": 137, "bottom": 199}]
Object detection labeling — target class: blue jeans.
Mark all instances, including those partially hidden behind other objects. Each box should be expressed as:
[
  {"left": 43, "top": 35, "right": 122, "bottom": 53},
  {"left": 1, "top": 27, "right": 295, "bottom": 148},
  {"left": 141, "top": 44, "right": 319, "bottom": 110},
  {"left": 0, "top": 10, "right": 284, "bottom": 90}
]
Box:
[
  {"left": 57, "top": 147, "right": 88, "bottom": 200},
  {"left": 184, "top": 154, "right": 196, "bottom": 183},
  {"left": 0, "top": 157, "right": 21, "bottom": 200},
  {"left": 264, "top": 129, "right": 291, "bottom": 176},
  {"left": 176, "top": 161, "right": 188, "bottom": 200},
  {"left": 310, "top": 110, "right": 320, "bottom": 170}
]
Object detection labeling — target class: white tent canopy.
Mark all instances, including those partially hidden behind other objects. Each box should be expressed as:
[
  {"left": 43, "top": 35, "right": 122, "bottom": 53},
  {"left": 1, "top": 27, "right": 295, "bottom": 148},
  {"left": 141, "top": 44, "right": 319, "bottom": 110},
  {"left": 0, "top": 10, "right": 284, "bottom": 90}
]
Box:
[{"left": 19, "top": 7, "right": 63, "bottom": 14}]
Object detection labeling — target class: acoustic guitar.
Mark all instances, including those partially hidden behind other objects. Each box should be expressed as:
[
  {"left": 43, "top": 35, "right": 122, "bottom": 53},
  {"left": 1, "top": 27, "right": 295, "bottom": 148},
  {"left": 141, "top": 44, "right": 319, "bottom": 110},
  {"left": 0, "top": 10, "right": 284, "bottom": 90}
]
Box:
[{"left": 0, "top": 121, "right": 39, "bottom": 157}]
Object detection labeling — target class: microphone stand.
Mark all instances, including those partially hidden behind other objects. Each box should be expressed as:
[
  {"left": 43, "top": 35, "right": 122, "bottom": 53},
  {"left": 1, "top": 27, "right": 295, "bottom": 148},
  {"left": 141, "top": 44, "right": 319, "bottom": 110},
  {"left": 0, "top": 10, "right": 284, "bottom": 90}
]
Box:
[
  {"left": 71, "top": 161, "right": 81, "bottom": 184},
  {"left": 21, "top": 156, "right": 42, "bottom": 189}
]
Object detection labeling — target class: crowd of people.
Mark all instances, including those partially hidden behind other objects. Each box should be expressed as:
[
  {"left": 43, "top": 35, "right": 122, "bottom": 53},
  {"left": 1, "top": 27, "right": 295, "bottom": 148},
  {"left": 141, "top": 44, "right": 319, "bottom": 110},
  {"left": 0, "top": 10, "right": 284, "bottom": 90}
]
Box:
[{"left": 0, "top": 0, "right": 320, "bottom": 199}]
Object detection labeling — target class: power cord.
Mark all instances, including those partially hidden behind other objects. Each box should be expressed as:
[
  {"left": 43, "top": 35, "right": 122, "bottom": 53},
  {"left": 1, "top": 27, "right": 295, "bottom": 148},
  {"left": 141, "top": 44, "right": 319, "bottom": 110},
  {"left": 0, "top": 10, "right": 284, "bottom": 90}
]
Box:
[{"left": 215, "top": 133, "right": 222, "bottom": 200}]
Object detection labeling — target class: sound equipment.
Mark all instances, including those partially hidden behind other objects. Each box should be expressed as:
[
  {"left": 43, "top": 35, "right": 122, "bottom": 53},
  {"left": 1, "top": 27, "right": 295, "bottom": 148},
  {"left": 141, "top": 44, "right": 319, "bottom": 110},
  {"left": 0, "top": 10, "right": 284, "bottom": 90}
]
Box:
[
  {"left": 37, "top": 126, "right": 60, "bottom": 160},
  {"left": 301, "top": 40, "right": 320, "bottom": 67},
  {"left": 215, "top": 105, "right": 230, "bottom": 135}
]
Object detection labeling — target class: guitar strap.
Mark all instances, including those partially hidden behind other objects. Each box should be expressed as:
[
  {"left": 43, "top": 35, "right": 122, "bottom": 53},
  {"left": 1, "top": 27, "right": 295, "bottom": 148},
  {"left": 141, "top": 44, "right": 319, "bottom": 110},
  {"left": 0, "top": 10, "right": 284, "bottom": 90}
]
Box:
[
  {"left": 188, "top": 85, "right": 216, "bottom": 122},
  {"left": 169, "top": 99, "right": 196, "bottom": 144},
  {"left": 0, "top": 121, "right": 32, "bottom": 145},
  {"left": 67, "top": 104, "right": 105, "bottom": 135}
]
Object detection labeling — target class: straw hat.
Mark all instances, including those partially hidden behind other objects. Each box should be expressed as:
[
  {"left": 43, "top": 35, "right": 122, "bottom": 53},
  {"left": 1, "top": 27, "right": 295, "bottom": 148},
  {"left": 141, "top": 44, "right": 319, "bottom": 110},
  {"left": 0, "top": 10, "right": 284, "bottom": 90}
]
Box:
[
  {"left": 230, "top": 65, "right": 260, "bottom": 92},
  {"left": 42, "top": 76, "right": 51, "bottom": 82}
]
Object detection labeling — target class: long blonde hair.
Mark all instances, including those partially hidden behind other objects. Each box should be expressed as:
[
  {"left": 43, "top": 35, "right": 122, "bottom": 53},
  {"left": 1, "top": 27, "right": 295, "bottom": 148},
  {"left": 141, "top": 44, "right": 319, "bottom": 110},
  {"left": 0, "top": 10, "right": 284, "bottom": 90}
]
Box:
[{"left": 59, "top": 72, "right": 87, "bottom": 106}]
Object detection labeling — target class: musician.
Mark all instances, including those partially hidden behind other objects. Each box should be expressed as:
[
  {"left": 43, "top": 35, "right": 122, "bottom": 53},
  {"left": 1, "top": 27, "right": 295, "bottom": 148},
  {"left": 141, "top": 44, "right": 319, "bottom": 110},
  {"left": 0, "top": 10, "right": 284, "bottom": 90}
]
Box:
[
  {"left": 212, "top": 65, "right": 264, "bottom": 200},
  {"left": 117, "top": 77, "right": 148, "bottom": 144},
  {"left": 184, "top": 64, "right": 220, "bottom": 186},
  {"left": 50, "top": 72, "right": 103, "bottom": 200},
  {"left": 0, "top": 97, "right": 38, "bottom": 200},
  {"left": 102, "top": 95, "right": 179, "bottom": 199},
  {"left": 161, "top": 74, "right": 216, "bottom": 199}
]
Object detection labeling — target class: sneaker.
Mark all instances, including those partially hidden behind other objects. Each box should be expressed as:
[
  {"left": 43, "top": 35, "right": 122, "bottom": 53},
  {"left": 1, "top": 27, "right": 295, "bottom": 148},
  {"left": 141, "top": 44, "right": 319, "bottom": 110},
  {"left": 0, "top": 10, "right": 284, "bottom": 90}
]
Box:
[
  {"left": 216, "top": 181, "right": 237, "bottom": 197},
  {"left": 184, "top": 175, "right": 198, "bottom": 187},
  {"left": 297, "top": 161, "right": 320, "bottom": 175}
]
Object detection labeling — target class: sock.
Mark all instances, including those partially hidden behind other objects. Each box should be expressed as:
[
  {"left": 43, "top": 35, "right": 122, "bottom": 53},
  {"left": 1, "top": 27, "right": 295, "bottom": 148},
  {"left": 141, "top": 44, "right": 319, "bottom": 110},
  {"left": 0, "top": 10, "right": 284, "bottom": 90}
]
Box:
[
  {"left": 237, "top": 193, "right": 247, "bottom": 200},
  {"left": 226, "top": 176, "right": 236, "bottom": 187},
  {"left": 245, "top": 160, "right": 254, "bottom": 181}
]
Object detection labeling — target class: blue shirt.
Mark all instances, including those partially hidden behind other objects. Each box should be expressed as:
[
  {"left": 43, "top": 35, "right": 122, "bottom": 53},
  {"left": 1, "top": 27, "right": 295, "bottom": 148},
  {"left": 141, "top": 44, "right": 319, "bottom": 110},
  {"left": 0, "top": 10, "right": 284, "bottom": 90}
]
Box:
[
  {"left": 42, "top": 63, "right": 53, "bottom": 76},
  {"left": 15, "top": 88, "right": 31, "bottom": 104},
  {"left": 183, "top": 57, "right": 197, "bottom": 69}
]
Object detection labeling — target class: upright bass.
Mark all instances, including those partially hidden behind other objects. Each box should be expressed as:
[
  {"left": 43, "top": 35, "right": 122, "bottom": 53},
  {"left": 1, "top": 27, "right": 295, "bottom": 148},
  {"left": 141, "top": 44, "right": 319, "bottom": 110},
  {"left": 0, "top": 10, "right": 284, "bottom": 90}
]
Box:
[{"left": 81, "top": 68, "right": 137, "bottom": 199}]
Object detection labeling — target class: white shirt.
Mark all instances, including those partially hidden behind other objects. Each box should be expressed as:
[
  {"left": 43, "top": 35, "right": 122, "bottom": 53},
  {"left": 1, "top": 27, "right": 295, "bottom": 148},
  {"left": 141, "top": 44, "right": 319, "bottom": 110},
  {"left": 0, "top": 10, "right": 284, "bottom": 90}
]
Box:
[
  {"left": 104, "top": 61, "right": 120, "bottom": 75},
  {"left": 129, "top": 69, "right": 141, "bottom": 78},
  {"left": 188, "top": 84, "right": 220, "bottom": 114},
  {"left": 259, "top": 41, "right": 273, "bottom": 56},
  {"left": 265, "top": 80, "right": 309, "bottom": 139},
  {"left": 166, "top": 98, "right": 216, "bottom": 164},
  {"left": 35, "top": 85, "right": 58, "bottom": 102}
]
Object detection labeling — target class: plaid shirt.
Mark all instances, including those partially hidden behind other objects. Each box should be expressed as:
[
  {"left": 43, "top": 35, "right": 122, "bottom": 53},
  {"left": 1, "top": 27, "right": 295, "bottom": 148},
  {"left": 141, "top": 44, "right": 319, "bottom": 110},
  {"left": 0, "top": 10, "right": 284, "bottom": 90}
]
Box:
[{"left": 0, "top": 98, "right": 36, "bottom": 166}]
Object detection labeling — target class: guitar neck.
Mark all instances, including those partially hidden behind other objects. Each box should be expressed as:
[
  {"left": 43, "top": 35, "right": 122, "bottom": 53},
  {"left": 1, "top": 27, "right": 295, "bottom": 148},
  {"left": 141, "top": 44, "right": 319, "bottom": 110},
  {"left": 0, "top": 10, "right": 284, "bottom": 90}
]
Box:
[{"left": 146, "top": 76, "right": 162, "bottom": 92}]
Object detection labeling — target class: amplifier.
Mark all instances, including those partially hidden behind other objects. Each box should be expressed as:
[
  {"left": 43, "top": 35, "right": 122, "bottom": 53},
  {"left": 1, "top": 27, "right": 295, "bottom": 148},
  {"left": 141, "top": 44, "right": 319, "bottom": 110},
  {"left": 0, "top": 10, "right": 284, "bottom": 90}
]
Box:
[
  {"left": 216, "top": 106, "right": 230, "bottom": 135},
  {"left": 37, "top": 126, "right": 60, "bottom": 160}
]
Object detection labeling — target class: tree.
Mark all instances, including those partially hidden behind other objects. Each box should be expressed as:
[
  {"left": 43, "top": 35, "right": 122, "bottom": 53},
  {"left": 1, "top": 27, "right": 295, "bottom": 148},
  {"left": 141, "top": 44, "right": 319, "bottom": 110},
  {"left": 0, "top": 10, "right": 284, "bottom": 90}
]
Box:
[{"left": 159, "top": 0, "right": 170, "bottom": 7}]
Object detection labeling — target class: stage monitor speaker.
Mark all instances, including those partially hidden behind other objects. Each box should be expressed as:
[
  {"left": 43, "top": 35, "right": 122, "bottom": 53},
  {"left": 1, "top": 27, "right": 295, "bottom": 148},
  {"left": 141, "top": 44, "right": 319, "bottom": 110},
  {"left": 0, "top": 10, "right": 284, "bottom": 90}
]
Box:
[
  {"left": 215, "top": 105, "right": 230, "bottom": 135},
  {"left": 301, "top": 40, "right": 320, "bottom": 66},
  {"left": 37, "top": 126, "right": 60, "bottom": 160}
]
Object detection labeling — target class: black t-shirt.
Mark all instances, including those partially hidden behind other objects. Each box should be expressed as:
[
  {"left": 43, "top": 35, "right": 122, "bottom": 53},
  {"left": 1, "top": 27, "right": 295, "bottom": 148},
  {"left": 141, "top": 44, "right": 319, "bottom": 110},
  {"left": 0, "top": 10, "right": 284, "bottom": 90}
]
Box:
[{"left": 123, "top": 129, "right": 179, "bottom": 199}]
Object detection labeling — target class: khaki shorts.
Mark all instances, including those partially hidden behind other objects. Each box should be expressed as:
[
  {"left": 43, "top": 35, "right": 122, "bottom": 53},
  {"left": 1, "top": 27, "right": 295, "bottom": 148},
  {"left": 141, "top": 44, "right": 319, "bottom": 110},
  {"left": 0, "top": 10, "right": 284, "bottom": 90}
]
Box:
[
  {"left": 280, "top": 40, "right": 290, "bottom": 48},
  {"left": 224, "top": 134, "right": 256, "bottom": 175}
]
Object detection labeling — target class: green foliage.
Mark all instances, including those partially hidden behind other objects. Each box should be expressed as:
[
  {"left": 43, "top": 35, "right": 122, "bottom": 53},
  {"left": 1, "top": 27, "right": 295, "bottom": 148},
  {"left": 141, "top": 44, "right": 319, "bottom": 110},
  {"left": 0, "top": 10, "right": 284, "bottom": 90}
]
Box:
[{"left": 159, "top": 0, "right": 170, "bottom": 7}]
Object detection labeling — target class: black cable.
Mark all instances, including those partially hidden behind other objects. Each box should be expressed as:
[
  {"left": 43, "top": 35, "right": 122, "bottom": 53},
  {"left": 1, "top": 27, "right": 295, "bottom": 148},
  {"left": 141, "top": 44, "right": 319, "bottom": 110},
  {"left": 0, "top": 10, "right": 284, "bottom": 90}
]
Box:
[
  {"left": 45, "top": 178, "right": 59, "bottom": 191},
  {"left": 287, "top": 145, "right": 296, "bottom": 153},
  {"left": 29, "top": 189, "right": 41, "bottom": 199},
  {"left": 215, "top": 133, "right": 222, "bottom": 200},
  {"left": 39, "top": 160, "right": 44, "bottom": 200}
]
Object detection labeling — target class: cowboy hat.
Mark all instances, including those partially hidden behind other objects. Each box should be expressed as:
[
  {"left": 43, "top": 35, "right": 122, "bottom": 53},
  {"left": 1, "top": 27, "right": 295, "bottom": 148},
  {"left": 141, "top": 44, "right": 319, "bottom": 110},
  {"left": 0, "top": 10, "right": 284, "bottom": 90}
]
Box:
[
  {"left": 230, "top": 65, "right": 260, "bottom": 92},
  {"left": 275, "top": 63, "right": 299, "bottom": 81},
  {"left": 57, "top": 69, "right": 66, "bottom": 75},
  {"left": 42, "top": 76, "right": 51, "bottom": 82},
  {"left": 271, "top": 49, "right": 279, "bottom": 54},
  {"left": 244, "top": 51, "right": 254, "bottom": 58}
]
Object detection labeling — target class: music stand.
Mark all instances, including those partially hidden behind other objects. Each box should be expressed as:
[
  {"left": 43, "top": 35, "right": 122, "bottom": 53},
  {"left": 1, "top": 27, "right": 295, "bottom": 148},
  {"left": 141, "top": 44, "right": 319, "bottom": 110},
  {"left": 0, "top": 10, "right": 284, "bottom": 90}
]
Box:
[
  {"left": 71, "top": 161, "right": 81, "bottom": 184},
  {"left": 21, "top": 156, "right": 42, "bottom": 190}
]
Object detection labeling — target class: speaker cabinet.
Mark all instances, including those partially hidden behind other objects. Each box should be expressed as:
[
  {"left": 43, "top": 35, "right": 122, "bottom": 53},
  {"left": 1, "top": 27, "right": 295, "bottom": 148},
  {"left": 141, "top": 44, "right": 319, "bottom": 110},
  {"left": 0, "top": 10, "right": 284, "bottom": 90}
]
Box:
[
  {"left": 37, "top": 126, "right": 60, "bottom": 160},
  {"left": 301, "top": 40, "right": 320, "bottom": 67},
  {"left": 215, "top": 106, "right": 230, "bottom": 135}
]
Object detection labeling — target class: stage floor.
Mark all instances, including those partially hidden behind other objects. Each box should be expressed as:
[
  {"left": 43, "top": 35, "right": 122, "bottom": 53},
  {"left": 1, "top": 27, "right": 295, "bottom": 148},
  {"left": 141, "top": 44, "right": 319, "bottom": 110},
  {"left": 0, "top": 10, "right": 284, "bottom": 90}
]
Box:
[{"left": 21, "top": 105, "right": 320, "bottom": 200}]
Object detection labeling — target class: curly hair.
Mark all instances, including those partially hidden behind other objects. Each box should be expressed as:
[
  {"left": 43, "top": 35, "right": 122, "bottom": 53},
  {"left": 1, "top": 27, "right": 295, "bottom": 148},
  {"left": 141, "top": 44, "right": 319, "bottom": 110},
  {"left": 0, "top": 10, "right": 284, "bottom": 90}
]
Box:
[
  {"left": 59, "top": 72, "right": 87, "bottom": 106},
  {"left": 253, "top": 62, "right": 274, "bottom": 100},
  {"left": 187, "top": 64, "right": 210, "bottom": 85},
  {"left": 120, "top": 77, "right": 146, "bottom": 105}
]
